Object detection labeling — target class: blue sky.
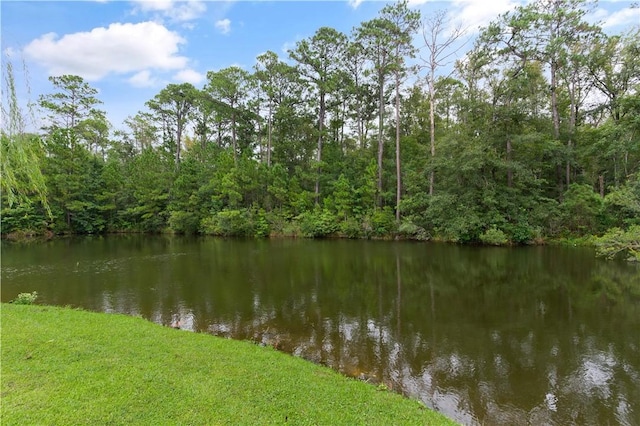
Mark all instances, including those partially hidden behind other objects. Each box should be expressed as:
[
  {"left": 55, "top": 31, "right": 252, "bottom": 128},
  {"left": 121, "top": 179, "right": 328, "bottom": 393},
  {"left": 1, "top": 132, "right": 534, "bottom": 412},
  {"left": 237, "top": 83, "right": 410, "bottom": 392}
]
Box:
[{"left": 2, "top": 0, "right": 638, "bottom": 131}]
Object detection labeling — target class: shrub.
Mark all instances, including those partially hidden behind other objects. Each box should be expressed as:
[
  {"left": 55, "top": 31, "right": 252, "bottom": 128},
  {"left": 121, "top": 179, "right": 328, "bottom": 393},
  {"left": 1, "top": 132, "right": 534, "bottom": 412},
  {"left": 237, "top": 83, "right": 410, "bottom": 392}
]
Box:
[
  {"left": 594, "top": 225, "right": 640, "bottom": 262},
  {"left": 11, "top": 291, "right": 38, "bottom": 305},
  {"left": 503, "top": 221, "right": 534, "bottom": 244},
  {"left": 298, "top": 209, "right": 338, "bottom": 238},
  {"left": 201, "top": 208, "right": 271, "bottom": 238},
  {"left": 339, "top": 217, "right": 362, "bottom": 239},
  {"left": 366, "top": 207, "right": 396, "bottom": 238},
  {"left": 252, "top": 208, "right": 270, "bottom": 238},
  {"left": 398, "top": 220, "right": 430, "bottom": 241},
  {"left": 168, "top": 210, "right": 199, "bottom": 235},
  {"left": 479, "top": 227, "right": 509, "bottom": 246},
  {"left": 603, "top": 180, "right": 640, "bottom": 228},
  {"left": 560, "top": 184, "right": 604, "bottom": 235},
  {"left": 201, "top": 210, "right": 250, "bottom": 237}
]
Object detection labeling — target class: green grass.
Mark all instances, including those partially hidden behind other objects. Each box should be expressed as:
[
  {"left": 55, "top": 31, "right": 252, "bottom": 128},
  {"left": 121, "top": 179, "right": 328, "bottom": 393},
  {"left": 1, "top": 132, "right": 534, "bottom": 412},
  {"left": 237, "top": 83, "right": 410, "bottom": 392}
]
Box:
[{"left": 1, "top": 304, "right": 457, "bottom": 425}]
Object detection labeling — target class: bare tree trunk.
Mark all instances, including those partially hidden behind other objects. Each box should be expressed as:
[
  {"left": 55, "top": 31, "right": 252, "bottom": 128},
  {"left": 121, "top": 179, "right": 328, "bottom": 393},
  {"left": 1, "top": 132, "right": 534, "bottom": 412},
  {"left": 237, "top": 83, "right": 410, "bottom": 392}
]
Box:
[
  {"left": 421, "top": 10, "right": 464, "bottom": 196},
  {"left": 340, "top": 99, "right": 346, "bottom": 153},
  {"left": 267, "top": 102, "right": 272, "bottom": 167},
  {"left": 315, "top": 91, "right": 326, "bottom": 205},
  {"left": 231, "top": 107, "right": 237, "bottom": 166},
  {"left": 551, "top": 56, "right": 563, "bottom": 197},
  {"left": 566, "top": 72, "right": 578, "bottom": 188},
  {"left": 429, "top": 78, "right": 435, "bottom": 196},
  {"left": 507, "top": 137, "right": 513, "bottom": 188},
  {"left": 395, "top": 69, "right": 402, "bottom": 222},
  {"left": 599, "top": 175, "right": 605, "bottom": 198},
  {"left": 377, "top": 68, "right": 385, "bottom": 207},
  {"left": 176, "top": 121, "right": 182, "bottom": 166}
]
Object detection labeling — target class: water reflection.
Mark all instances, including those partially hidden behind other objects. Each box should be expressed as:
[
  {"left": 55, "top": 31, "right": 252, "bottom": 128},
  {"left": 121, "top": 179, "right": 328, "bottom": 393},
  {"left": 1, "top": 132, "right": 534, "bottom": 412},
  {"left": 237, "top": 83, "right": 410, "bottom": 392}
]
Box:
[{"left": 2, "top": 236, "right": 639, "bottom": 425}]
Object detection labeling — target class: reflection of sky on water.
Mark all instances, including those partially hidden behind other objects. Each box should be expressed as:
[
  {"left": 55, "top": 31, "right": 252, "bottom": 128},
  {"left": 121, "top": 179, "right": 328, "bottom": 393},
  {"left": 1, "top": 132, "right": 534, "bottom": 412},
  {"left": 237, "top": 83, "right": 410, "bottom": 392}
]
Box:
[
  {"left": 71, "top": 274, "right": 640, "bottom": 425},
  {"left": 131, "top": 303, "right": 636, "bottom": 426}
]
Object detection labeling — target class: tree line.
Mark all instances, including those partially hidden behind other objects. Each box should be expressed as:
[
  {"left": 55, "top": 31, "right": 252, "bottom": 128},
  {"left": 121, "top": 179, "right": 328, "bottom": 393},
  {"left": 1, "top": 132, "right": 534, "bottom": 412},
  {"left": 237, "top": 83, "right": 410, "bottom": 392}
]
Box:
[{"left": 2, "top": 0, "right": 639, "bottom": 246}]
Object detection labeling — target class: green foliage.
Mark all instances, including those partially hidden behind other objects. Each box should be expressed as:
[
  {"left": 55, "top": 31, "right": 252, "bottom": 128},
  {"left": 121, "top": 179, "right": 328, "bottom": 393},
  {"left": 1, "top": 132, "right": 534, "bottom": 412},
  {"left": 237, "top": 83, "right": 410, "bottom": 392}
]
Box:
[
  {"left": 398, "top": 220, "right": 429, "bottom": 241},
  {"left": 38, "top": 75, "right": 103, "bottom": 132},
  {"left": 364, "top": 207, "right": 396, "bottom": 238},
  {"left": 479, "top": 227, "right": 509, "bottom": 246},
  {"left": 168, "top": 211, "right": 200, "bottom": 235},
  {"left": 503, "top": 221, "right": 537, "bottom": 244},
  {"left": 1, "top": 60, "right": 50, "bottom": 215},
  {"left": 41, "top": 129, "right": 110, "bottom": 234},
  {"left": 559, "top": 184, "right": 604, "bottom": 235},
  {"left": 146, "top": 83, "right": 198, "bottom": 165},
  {"left": 595, "top": 225, "right": 640, "bottom": 262},
  {"left": 330, "top": 174, "right": 354, "bottom": 220},
  {"left": 200, "top": 208, "right": 270, "bottom": 238},
  {"left": 339, "top": 217, "right": 363, "bottom": 238},
  {"left": 122, "top": 148, "right": 172, "bottom": 232},
  {"left": 603, "top": 177, "right": 640, "bottom": 228},
  {"left": 298, "top": 208, "right": 338, "bottom": 238},
  {"left": 6, "top": 8, "right": 639, "bottom": 244},
  {"left": 1, "top": 201, "right": 48, "bottom": 235},
  {"left": 11, "top": 291, "right": 38, "bottom": 305},
  {"left": 202, "top": 210, "right": 249, "bottom": 237}
]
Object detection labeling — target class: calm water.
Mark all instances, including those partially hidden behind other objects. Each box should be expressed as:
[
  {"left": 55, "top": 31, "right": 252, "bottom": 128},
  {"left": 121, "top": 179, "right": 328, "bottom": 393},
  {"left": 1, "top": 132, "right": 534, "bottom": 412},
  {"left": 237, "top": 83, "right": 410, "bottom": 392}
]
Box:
[{"left": 2, "top": 236, "right": 639, "bottom": 425}]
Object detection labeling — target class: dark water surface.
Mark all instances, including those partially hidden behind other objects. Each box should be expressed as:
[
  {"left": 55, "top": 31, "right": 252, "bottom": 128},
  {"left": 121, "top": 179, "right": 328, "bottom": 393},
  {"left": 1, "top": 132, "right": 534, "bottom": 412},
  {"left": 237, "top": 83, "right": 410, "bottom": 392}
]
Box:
[{"left": 2, "top": 236, "right": 639, "bottom": 425}]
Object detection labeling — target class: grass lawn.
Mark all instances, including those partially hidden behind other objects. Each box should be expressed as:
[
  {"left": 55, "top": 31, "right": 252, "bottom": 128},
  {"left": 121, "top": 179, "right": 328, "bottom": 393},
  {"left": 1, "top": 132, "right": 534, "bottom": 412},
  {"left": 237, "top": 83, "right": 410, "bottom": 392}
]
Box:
[{"left": 1, "top": 304, "right": 457, "bottom": 425}]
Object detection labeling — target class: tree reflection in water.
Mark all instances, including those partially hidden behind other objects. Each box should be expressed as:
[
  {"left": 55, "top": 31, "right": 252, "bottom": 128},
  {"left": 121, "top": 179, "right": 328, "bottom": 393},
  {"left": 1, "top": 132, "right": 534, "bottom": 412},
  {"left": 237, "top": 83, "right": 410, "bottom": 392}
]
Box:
[{"left": 2, "top": 236, "right": 639, "bottom": 425}]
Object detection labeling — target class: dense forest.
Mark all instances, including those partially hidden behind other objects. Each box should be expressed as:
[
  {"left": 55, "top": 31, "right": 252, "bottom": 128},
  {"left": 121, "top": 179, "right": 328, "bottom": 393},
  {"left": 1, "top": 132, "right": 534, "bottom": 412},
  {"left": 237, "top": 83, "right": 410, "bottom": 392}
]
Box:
[{"left": 2, "top": 0, "right": 639, "bottom": 248}]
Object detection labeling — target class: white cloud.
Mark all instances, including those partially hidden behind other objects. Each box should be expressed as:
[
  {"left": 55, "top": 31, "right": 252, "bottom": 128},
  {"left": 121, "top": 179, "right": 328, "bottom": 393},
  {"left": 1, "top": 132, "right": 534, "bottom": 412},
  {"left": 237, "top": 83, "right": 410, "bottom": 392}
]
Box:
[
  {"left": 450, "top": 0, "right": 522, "bottom": 33},
  {"left": 602, "top": 7, "right": 640, "bottom": 29},
  {"left": 412, "top": 0, "right": 523, "bottom": 34},
  {"left": 173, "top": 68, "right": 205, "bottom": 84},
  {"left": 215, "top": 18, "right": 231, "bottom": 35},
  {"left": 443, "top": 1, "right": 636, "bottom": 35},
  {"left": 133, "top": 0, "right": 173, "bottom": 13},
  {"left": 23, "top": 21, "right": 188, "bottom": 81},
  {"left": 131, "top": 0, "right": 206, "bottom": 22},
  {"left": 128, "top": 70, "right": 157, "bottom": 88},
  {"left": 348, "top": 0, "right": 364, "bottom": 9}
]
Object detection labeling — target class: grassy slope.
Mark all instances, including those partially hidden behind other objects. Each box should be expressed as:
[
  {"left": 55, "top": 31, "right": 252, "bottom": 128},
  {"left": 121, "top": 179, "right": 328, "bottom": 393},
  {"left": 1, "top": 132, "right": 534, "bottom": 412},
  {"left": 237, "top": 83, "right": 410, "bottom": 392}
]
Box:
[{"left": 1, "top": 304, "right": 456, "bottom": 425}]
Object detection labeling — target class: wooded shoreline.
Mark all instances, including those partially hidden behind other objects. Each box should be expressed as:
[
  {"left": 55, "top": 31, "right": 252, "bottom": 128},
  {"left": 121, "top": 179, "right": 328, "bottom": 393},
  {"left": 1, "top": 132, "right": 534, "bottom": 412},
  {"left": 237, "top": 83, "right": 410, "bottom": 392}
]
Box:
[{"left": 2, "top": 0, "right": 638, "bottom": 252}]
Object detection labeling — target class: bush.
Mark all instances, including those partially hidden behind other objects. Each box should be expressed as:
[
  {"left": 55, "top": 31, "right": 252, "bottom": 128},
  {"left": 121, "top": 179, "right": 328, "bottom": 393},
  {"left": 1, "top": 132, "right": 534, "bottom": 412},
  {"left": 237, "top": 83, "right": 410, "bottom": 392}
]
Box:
[
  {"left": 11, "top": 291, "right": 38, "bottom": 305},
  {"left": 266, "top": 210, "right": 298, "bottom": 237},
  {"left": 168, "top": 210, "right": 200, "bottom": 235},
  {"left": 1, "top": 203, "right": 48, "bottom": 235},
  {"left": 594, "top": 225, "right": 640, "bottom": 262},
  {"left": 560, "top": 184, "right": 604, "bottom": 235},
  {"left": 339, "top": 217, "right": 362, "bottom": 238},
  {"left": 503, "top": 221, "right": 534, "bottom": 244},
  {"left": 479, "top": 227, "right": 509, "bottom": 246},
  {"left": 363, "top": 207, "right": 396, "bottom": 238},
  {"left": 398, "top": 220, "right": 430, "bottom": 241},
  {"left": 201, "top": 210, "right": 251, "bottom": 237},
  {"left": 298, "top": 208, "right": 338, "bottom": 238},
  {"left": 603, "top": 179, "right": 640, "bottom": 228},
  {"left": 252, "top": 208, "right": 270, "bottom": 238},
  {"left": 201, "top": 208, "right": 271, "bottom": 238}
]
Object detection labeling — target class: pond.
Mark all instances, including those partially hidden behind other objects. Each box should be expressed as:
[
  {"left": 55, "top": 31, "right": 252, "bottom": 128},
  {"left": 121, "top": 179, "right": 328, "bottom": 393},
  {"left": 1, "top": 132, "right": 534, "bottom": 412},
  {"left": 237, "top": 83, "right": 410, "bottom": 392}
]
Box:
[{"left": 2, "top": 236, "right": 639, "bottom": 425}]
